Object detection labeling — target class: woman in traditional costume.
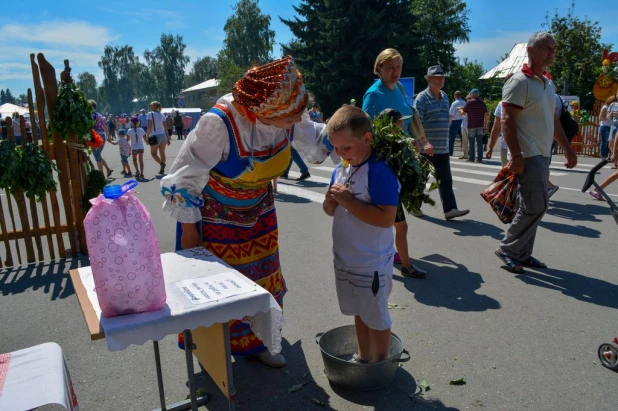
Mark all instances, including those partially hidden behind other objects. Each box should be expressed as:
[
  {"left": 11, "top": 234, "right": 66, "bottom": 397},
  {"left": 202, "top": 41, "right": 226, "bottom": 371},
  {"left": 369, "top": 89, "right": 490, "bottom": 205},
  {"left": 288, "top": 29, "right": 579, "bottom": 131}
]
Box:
[{"left": 160, "top": 56, "right": 334, "bottom": 367}]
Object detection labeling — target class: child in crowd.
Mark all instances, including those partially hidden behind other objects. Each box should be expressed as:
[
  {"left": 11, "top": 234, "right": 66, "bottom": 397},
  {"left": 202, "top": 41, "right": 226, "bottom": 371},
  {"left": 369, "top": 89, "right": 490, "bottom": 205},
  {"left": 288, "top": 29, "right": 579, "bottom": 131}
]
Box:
[
  {"left": 109, "top": 129, "right": 132, "bottom": 176},
  {"left": 323, "top": 106, "right": 400, "bottom": 363},
  {"left": 127, "top": 116, "right": 147, "bottom": 179}
]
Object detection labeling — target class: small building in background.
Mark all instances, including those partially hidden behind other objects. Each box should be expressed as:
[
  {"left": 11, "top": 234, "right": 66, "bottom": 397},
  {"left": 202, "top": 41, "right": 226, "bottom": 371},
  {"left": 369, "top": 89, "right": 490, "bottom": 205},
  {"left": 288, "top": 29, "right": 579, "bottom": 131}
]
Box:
[{"left": 181, "top": 79, "right": 220, "bottom": 110}]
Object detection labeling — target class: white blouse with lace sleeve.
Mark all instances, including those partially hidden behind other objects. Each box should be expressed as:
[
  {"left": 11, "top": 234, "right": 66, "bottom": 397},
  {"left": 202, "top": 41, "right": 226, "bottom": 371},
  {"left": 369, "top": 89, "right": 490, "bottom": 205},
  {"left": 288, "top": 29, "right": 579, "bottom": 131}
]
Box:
[
  {"left": 160, "top": 111, "right": 230, "bottom": 223},
  {"left": 292, "top": 112, "right": 340, "bottom": 164}
]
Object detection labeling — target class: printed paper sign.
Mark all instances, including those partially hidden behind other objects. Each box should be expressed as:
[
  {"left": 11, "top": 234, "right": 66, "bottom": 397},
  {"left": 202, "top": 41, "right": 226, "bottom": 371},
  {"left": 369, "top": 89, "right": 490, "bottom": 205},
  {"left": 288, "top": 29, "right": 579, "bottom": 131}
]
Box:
[{"left": 176, "top": 272, "right": 256, "bottom": 305}]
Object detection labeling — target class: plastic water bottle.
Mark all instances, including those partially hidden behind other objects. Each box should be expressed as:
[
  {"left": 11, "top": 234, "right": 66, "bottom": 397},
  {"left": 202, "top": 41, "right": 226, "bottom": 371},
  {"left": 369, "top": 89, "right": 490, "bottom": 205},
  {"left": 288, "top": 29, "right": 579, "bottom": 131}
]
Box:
[{"left": 84, "top": 180, "right": 166, "bottom": 317}]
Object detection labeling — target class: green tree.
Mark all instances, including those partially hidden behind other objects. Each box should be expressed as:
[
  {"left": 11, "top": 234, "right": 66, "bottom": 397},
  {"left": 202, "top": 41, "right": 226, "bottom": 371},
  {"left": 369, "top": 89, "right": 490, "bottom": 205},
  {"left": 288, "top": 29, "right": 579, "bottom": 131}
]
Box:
[
  {"left": 77, "top": 72, "right": 98, "bottom": 101},
  {"left": 222, "top": 0, "right": 275, "bottom": 67},
  {"left": 98, "top": 45, "right": 141, "bottom": 113},
  {"left": 4, "top": 89, "right": 16, "bottom": 104},
  {"left": 216, "top": 52, "right": 246, "bottom": 97},
  {"left": 144, "top": 34, "right": 190, "bottom": 107},
  {"left": 446, "top": 58, "right": 486, "bottom": 99},
  {"left": 0, "top": 90, "right": 5, "bottom": 104},
  {"left": 411, "top": 0, "right": 471, "bottom": 89},
  {"left": 281, "top": 0, "right": 422, "bottom": 115},
  {"left": 543, "top": 2, "right": 610, "bottom": 109},
  {"left": 186, "top": 56, "right": 218, "bottom": 87}
]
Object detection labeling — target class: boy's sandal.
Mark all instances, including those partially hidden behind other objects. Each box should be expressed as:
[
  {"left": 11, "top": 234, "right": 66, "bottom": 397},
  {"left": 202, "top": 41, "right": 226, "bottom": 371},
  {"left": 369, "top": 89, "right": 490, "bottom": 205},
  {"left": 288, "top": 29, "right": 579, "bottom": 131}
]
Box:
[
  {"left": 495, "top": 250, "right": 524, "bottom": 274},
  {"left": 520, "top": 256, "right": 547, "bottom": 269},
  {"left": 401, "top": 265, "right": 427, "bottom": 278}
]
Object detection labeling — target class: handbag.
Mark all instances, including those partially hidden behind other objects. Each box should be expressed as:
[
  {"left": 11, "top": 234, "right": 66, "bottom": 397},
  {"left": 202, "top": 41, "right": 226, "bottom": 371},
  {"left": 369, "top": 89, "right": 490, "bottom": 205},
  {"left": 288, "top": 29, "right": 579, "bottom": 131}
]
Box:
[
  {"left": 395, "top": 82, "right": 425, "bottom": 142},
  {"left": 148, "top": 113, "right": 158, "bottom": 145},
  {"left": 480, "top": 168, "right": 519, "bottom": 224}
]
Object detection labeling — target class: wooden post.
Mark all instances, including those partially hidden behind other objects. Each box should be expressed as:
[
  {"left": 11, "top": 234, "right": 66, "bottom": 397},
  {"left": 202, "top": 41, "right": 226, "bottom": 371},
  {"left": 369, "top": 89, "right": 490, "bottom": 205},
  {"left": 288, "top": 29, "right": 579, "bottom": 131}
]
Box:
[
  {"left": 37, "top": 53, "right": 78, "bottom": 255},
  {"left": 4, "top": 118, "right": 26, "bottom": 264},
  {"left": 0, "top": 198, "right": 14, "bottom": 267},
  {"left": 30, "top": 55, "right": 65, "bottom": 258},
  {"left": 28, "top": 89, "right": 55, "bottom": 260},
  {"left": 60, "top": 60, "right": 88, "bottom": 254}
]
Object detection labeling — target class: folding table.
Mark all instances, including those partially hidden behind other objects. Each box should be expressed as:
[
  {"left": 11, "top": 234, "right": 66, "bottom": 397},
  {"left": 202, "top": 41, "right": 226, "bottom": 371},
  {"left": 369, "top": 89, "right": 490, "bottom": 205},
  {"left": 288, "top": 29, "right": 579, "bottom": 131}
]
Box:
[{"left": 69, "top": 247, "right": 284, "bottom": 411}]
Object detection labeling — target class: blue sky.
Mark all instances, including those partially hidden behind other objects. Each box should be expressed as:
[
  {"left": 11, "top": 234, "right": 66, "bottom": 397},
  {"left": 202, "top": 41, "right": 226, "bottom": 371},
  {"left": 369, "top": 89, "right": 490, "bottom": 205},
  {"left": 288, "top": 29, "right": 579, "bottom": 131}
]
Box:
[{"left": 2, "top": 0, "right": 617, "bottom": 96}]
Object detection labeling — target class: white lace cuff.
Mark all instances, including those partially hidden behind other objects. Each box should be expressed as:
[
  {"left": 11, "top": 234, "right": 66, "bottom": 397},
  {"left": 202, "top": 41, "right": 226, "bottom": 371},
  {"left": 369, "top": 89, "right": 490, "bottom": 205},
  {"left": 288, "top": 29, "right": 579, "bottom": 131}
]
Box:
[{"left": 163, "top": 200, "right": 202, "bottom": 223}]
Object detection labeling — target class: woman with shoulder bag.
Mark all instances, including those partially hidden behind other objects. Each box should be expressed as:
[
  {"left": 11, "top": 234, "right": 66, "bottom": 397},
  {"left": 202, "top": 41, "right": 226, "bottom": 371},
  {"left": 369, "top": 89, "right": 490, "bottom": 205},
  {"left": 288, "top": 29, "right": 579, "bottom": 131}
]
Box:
[
  {"left": 146, "top": 101, "right": 170, "bottom": 175},
  {"left": 361, "top": 48, "right": 432, "bottom": 279}
]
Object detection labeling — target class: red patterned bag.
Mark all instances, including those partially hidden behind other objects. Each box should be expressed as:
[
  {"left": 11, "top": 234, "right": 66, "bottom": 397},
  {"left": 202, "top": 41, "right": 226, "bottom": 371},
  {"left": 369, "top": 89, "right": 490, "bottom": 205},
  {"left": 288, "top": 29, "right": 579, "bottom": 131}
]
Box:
[{"left": 480, "top": 168, "right": 518, "bottom": 224}]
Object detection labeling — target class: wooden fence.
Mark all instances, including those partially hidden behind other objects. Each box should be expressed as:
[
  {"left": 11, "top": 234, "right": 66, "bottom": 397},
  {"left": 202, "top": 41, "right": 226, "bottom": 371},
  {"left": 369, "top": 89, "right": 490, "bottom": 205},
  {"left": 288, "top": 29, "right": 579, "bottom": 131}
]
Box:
[{"left": 0, "top": 55, "right": 89, "bottom": 268}]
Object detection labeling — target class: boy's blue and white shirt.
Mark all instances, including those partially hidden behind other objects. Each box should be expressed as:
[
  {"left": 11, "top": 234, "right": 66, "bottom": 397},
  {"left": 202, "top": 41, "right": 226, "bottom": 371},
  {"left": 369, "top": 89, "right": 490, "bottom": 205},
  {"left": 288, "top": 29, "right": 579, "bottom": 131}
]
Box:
[{"left": 329, "top": 154, "right": 400, "bottom": 271}]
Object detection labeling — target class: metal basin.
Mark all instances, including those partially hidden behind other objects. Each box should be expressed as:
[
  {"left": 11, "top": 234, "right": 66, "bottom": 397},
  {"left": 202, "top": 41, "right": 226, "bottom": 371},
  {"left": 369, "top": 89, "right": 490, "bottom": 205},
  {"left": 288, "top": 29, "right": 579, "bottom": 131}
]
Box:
[{"left": 315, "top": 325, "right": 410, "bottom": 391}]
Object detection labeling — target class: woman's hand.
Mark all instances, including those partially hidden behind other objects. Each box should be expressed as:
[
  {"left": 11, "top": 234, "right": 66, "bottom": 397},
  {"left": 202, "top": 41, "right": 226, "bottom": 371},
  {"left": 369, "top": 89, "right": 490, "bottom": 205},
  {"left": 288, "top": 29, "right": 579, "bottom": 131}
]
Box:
[{"left": 180, "top": 223, "right": 200, "bottom": 249}]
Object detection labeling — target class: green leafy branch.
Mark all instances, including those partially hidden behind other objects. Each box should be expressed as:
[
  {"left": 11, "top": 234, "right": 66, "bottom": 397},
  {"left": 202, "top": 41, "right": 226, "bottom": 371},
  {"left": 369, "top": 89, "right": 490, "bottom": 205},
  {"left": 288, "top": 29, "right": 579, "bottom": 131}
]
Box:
[
  {"left": 51, "top": 83, "right": 94, "bottom": 142},
  {"left": 371, "top": 115, "right": 438, "bottom": 218}
]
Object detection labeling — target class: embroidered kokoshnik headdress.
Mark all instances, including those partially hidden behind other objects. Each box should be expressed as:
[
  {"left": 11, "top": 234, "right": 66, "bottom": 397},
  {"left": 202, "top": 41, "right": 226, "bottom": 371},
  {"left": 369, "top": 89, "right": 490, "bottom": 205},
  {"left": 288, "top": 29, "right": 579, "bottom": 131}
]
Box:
[{"left": 232, "top": 56, "right": 308, "bottom": 123}]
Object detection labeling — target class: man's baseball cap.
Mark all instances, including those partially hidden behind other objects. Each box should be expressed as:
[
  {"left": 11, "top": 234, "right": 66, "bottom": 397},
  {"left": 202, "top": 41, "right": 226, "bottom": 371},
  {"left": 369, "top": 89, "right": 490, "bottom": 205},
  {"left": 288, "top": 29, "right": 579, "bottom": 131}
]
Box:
[
  {"left": 470, "top": 88, "right": 480, "bottom": 95},
  {"left": 380, "top": 108, "right": 411, "bottom": 121}
]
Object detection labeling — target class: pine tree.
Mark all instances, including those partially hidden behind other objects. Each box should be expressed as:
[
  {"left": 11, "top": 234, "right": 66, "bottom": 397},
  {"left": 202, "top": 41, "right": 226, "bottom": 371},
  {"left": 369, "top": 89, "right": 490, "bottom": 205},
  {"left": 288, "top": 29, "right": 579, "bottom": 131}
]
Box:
[
  {"left": 0, "top": 90, "right": 6, "bottom": 104},
  {"left": 4, "top": 89, "right": 16, "bottom": 104},
  {"left": 281, "top": 0, "right": 422, "bottom": 116},
  {"left": 280, "top": 0, "right": 470, "bottom": 115}
]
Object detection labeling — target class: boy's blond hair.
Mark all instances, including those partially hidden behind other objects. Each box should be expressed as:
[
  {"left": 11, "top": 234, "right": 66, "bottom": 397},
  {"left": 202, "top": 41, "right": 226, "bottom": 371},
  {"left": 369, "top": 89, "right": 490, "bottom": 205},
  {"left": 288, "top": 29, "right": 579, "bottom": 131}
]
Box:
[
  {"left": 326, "top": 106, "right": 373, "bottom": 139},
  {"left": 374, "top": 48, "right": 403, "bottom": 75}
]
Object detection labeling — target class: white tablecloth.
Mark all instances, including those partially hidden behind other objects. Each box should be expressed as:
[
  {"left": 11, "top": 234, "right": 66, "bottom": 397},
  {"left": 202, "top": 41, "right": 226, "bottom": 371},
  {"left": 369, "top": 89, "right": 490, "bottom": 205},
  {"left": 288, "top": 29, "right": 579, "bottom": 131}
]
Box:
[
  {"left": 0, "top": 342, "right": 79, "bottom": 411},
  {"left": 80, "top": 247, "right": 285, "bottom": 354}
]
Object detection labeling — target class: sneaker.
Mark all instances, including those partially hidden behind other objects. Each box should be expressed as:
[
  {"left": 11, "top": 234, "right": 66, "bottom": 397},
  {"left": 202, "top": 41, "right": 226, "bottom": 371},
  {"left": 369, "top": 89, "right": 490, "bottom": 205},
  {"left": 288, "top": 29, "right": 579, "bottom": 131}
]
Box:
[
  {"left": 393, "top": 252, "right": 402, "bottom": 265},
  {"left": 411, "top": 209, "right": 425, "bottom": 218},
  {"left": 401, "top": 264, "right": 427, "bottom": 278},
  {"left": 458, "top": 155, "right": 466, "bottom": 160},
  {"left": 159, "top": 162, "right": 166, "bottom": 175},
  {"left": 548, "top": 185, "right": 559, "bottom": 199},
  {"left": 250, "top": 350, "right": 287, "bottom": 368},
  {"left": 126, "top": 172, "right": 133, "bottom": 177},
  {"left": 120, "top": 170, "right": 127, "bottom": 175},
  {"left": 297, "top": 172, "right": 311, "bottom": 181},
  {"left": 445, "top": 209, "right": 470, "bottom": 220}
]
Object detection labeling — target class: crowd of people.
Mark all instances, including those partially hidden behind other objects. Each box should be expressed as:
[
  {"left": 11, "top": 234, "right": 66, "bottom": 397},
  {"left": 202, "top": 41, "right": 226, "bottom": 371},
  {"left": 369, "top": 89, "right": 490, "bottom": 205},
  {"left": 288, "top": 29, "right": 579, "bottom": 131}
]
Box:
[{"left": 90, "top": 103, "right": 196, "bottom": 180}]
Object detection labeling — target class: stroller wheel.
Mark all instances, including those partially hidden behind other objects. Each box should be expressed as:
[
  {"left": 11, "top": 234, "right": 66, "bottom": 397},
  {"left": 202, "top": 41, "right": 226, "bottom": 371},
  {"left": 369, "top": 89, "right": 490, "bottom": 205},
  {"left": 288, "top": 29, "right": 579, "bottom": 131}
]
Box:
[{"left": 598, "top": 342, "right": 618, "bottom": 371}]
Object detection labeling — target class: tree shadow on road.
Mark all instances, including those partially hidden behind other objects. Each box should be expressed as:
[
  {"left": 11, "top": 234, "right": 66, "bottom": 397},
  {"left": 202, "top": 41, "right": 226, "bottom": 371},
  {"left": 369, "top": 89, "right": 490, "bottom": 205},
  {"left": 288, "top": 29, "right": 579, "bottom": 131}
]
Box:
[
  {"left": 329, "top": 367, "right": 458, "bottom": 411},
  {"left": 422, "top": 215, "right": 505, "bottom": 240},
  {"left": 0, "top": 256, "right": 88, "bottom": 300},
  {"left": 393, "top": 253, "right": 501, "bottom": 312},
  {"left": 515, "top": 267, "right": 618, "bottom": 310},
  {"left": 274, "top": 192, "right": 312, "bottom": 204},
  {"left": 193, "top": 338, "right": 333, "bottom": 410},
  {"left": 547, "top": 199, "right": 608, "bottom": 222},
  {"left": 539, "top": 221, "right": 601, "bottom": 238}
]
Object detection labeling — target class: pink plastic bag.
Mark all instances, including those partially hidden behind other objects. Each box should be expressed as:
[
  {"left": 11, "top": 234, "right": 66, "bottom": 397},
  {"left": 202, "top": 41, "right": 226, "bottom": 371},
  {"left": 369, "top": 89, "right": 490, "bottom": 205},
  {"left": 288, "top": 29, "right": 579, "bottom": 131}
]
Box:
[{"left": 84, "top": 180, "right": 167, "bottom": 317}]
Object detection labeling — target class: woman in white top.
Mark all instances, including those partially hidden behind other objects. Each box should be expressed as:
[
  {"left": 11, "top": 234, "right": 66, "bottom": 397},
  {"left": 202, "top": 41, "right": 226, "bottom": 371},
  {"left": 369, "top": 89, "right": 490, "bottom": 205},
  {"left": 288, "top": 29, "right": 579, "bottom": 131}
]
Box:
[
  {"left": 146, "top": 100, "right": 170, "bottom": 175},
  {"left": 599, "top": 95, "right": 614, "bottom": 159}
]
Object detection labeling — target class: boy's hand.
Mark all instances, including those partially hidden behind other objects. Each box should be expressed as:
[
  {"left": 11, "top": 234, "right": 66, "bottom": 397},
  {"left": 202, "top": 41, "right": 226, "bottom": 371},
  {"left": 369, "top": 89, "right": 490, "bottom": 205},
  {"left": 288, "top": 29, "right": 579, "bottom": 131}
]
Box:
[{"left": 328, "top": 183, "right": 354, "bottom": 206}]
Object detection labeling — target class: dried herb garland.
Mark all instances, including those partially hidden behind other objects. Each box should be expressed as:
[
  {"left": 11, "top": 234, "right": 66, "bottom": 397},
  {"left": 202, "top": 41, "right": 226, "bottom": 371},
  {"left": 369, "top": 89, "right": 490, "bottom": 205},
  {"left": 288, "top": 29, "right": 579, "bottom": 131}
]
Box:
[{"left": 372, "top": 115, "right": 438, "bottom": 218}]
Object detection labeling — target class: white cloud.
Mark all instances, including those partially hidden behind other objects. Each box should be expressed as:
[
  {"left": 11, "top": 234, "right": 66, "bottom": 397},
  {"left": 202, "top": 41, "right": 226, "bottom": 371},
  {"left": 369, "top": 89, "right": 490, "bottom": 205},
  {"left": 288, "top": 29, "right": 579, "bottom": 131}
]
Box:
[
  {"left": 0, "top": 21, "right": 119, "bottom": 48},
  {"left": 455, "top": 30, "right": 534, "bottom": 71}
]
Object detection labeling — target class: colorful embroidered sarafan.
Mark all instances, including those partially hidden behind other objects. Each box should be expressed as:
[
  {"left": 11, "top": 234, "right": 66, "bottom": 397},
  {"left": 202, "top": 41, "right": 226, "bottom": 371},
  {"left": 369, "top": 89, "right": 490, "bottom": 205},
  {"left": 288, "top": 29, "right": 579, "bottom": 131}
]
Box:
[{"left": 178, "top": 103, "right": 291, "bottom": 356}]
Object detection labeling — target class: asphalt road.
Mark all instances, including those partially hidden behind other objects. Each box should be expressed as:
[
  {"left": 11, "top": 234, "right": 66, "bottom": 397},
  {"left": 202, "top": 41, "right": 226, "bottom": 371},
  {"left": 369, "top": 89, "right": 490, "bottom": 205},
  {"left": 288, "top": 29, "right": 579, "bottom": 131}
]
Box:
[{"left": 1, "top": 137, "right": 617, "bottom": 410}]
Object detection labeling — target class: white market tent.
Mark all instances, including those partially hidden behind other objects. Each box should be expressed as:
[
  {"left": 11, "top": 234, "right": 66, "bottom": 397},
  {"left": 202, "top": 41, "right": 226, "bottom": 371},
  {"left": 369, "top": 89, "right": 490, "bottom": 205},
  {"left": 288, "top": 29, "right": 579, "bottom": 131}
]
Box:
[
  {"left": 0, "top": 103, "right": 29, "bottom": 119},
  {"left": 161, "top": 107, "right": 202, "bottom": 131},
  {"left": 480, "top": 43, "right": 527, "bottom": 80}
]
